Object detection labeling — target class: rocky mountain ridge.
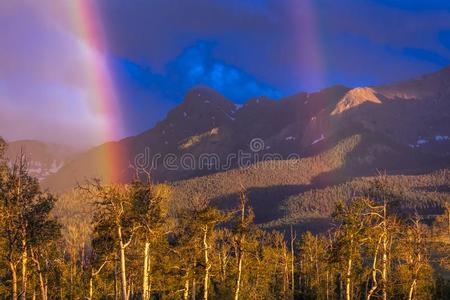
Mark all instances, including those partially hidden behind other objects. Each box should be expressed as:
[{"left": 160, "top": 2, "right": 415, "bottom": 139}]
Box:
[{"left": 40, "top": 66, "right": 450, "bottom": 191}]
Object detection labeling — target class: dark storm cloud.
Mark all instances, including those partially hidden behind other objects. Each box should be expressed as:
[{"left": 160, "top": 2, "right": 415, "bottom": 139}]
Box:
[
  {"left": 113, "top": 41, "right": 281, "bottom": 135},
  {"left": 98, "top": 0, "right": 450, "bottom": 137},
  {"left": 2, "top": 0, "right": 450, "bottom": 145},
  {"left": 98, "top": 0, "right": 450, "bottom": 92},
  {"left": 117, "top": 41, "right": 280, "bottom": 100}
]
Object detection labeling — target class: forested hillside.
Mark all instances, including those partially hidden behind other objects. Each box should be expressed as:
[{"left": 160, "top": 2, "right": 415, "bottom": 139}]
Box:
[{"left": 1, "top": 138, "right": 449, "bottom": 299}]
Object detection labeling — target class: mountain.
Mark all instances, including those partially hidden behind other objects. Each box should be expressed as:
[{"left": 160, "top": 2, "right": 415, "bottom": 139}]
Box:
[
  {"left": 303, "top": 66, "right": 450, "bottom": 155},
  {"left": 43, "top": 67, "right": 450, "bottom": 197},
  {"left": 5, "top": 140, "right": 77, "bottom": 181},
  {"left": 42, "top": 85, "right": 351, "bottom": 190}
]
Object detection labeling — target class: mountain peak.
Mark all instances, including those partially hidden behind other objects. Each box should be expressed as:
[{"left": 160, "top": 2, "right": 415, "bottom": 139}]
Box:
[
  {"left": 331, "top": 87, "right": 381, "bottom": 115},
  {"left": 179, "top": 86, "right": 236, "bottom": 119},
  {"left": 183, "top": 86, "right": 231, "bottom": 105}
]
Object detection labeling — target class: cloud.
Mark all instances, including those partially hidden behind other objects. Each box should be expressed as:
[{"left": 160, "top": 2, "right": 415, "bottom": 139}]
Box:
[
  {"left": 0, "top": 82, "right": 106, "bottom": 149},
  {"left": 164, "top": 41, "right": 281, "bottom": 100},
  {"left": 99, "top": 0, "right": 450, "bottom": 92},
  {"left": 0, "top": 1, "right": 112, "bottom": 147},
  {"left": 117, "top": 41, "right": 281, "bottom": 101},
  {"left": 113, "top": 41, "right": 281, "bottom": 135},
  {"left": 2, "top": 0, "right": 450, "bottom": 146}
]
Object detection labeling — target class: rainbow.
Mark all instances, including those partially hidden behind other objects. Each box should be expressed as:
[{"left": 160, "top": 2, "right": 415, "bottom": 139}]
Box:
[
  {"left": 69, "top": 0, "right": 124, "bottom": 183},
  {"left": 61, "top": 0, "right": 326, "bottom": 184},
  {"left": 289, "top": 0, "right": 325, "bottom": 91}
]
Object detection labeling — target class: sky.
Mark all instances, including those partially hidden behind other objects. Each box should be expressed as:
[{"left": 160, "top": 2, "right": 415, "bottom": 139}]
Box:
[{"left": 1, "top": 0, "right": 450, "bottom": 148}]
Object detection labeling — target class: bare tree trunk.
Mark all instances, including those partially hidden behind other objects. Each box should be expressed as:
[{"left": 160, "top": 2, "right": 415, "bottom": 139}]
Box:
[
  {"left": 143, "top": 241, "right": 150, "bottom": 300},
  {"left": 346, "top": 237, "right": 353, "bottom": 300},
  {"left": 203, "top": 226, "right": 210, "bottom": 300},
  {"left": 31, "top": 250, "right": 48, "bottom": 300},
  {"left": 408, "top": 279, "right": 416, "bottom": 300},
  {"left": 315, "top": 237, "right": 320, "bottom": 288},
  {"left": 117, "top": 226, "right": 128, "bottom": 300},
  {"left": 219, "top": 249, "right": 229, "bottom": 282},
  {"left": 192, "top": 258, "right": 197, "bottom": 300},
  {"left": 184, "top": 276, "right": 190, "bottom": 300},
  {"left": 10, "top": 262, "right": 18, "bottom": 300},
  {"left": 283, "top": 244, "right": 289, "bottom": 297},
  {"left": 87, "top": 260, "right": 108, "bottom": 300},
  {"left": 192, "top": 277, "right": 196, "bottom": 300},
  {"left": 21, "top": 242, "right": 27, "bottom": 300},
  {"left": 89, "top": 275, "right": 94, "bottom": 300},
  {"left": 234, "top": 251, "right": 243, "bottom": 300},
  {"left": 114, "top": 258, "right": 118, "bottom": 300},
  {"left": 326, "top": 270, "right": 329, "bottom": 300},
  {"left": 381, "top": 246, "right": 388, "bottom": 300},
  {"left": 69, "top": 257, "right": 74, "bottom": 300},
  {"left": 148, "top": 256, "right": 152, "bottom": 293},
  {"left": 346, "top": 257, "right": 352, "bottom": 300},
  {"left": 234, "top": 188, "right": 247, "bottom": 300},
  {"left": 290, "top": 226, "right": 296, "bottom": 297},
  {"left": 367, "top": 236, "right": 382, "bottom": 300},
  {"left": 381, "top": 205, "right": 388, "bottom": 300},
  {"left": 37, "top": 268, "right": 47, "bottom": 300}
]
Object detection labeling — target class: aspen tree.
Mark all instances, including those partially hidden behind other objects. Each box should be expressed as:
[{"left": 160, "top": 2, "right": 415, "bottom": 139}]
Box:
[
  {"left": 131, "top": 180, "right": 171, "bottom": 300},
  {"left": 89, "top": 182, "right": 137, "bottom": 300},
  {"left": 232, "top": 187, "right": 254, "bottom": 300},
  {"left": 290, "top": 225, "right": 296, "bottom": 298},
  {"left": 0, "top": 151, "right": 60, "bottom": 300},
  {"left": 332, "top": 199, "right": 369, "bottom": 300}
]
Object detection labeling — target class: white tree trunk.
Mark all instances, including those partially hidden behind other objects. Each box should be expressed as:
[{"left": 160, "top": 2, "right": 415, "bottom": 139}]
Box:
[
  {"left": 192, "top": 277, "right": 196, "bottom": 300},
  {"left": 346, "top": 257, "right": 352, "bottom": 300},
  {"left": 346, "top": 237, "right": 353, "bottom": 300},
  {"left": 37, "top": 265, "right": 47, "bottom": 300},
  {"left": 367, "top": 236, "right": 382, "bottom": 300},
  {"left": 234, "top": 251, "right": 243, "bottom": 300},
  {"left": 89, "top": 275, "right": 94, "bottom": 300},
  {"left": 290, "top": 227, "right": 296, "bottom": 297},
  {"left": 381, "top": 206, "right": 388, "bottom": 300},
  {"left": 408, "top": 279, "right": 416, "bottom": 300},
  {"left": 184, "top": 276, "right": 190, "bottom": 300},
  {"left": 203, "top": 226, "right": 210, "bottom": 300},
  {"left": 10, "top": 262, "right": 18, "bottom": 300},
  {"left": 21, "top": 243, "right": 27, "bottom": 300},
  {"left": 117, "top": 226, "right": 128, "bottom": 300},
  {"left": 142, "top": 241, "right": 150, "bottom": 300}
]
